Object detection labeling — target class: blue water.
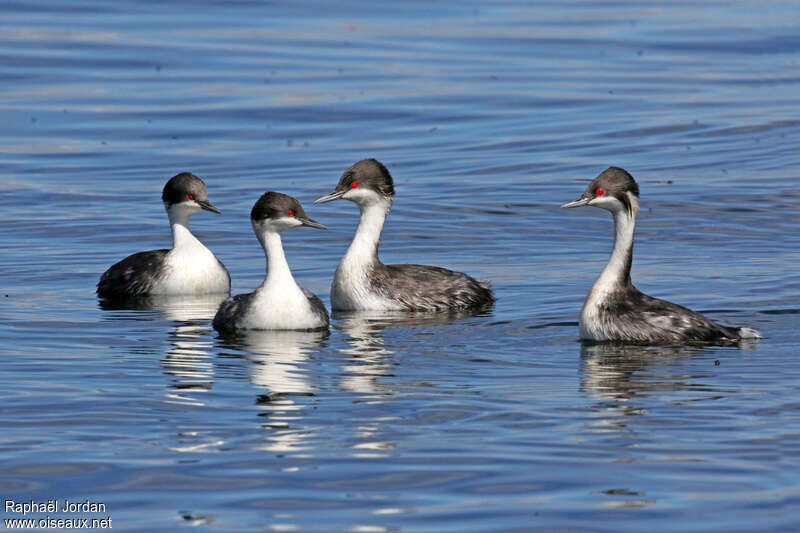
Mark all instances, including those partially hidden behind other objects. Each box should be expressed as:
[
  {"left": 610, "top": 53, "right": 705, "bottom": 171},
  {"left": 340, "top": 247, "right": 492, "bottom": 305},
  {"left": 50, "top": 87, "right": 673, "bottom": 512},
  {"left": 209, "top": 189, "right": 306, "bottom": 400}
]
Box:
[{"left": 1, "top": 1, "right": 799, "bottom": 531}]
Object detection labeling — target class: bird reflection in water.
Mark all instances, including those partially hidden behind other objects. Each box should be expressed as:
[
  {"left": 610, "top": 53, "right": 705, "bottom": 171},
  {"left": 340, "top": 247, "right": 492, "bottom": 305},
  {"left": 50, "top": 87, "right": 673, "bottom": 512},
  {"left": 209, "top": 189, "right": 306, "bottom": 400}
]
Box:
[
  {"left": 578, "top": 339, "right": 758, "bottom": 509},
  {"left": 217, "top": 328, "right": 328, "bottom": 453},
  {"left": 581, "top": 337, "right": 758, "bottom": 407},
  {"left": 580, "top": 342, "right": 705, "bottom": 406},
  {"left": 333, "top": 311, "right": 397, "bottom": 398},
  {"left": 333, "top": 309, "right": 486, "bottom": 397},
  {"left": 334, "top": 309, "right": 488, "bottom": 457},
  {"left": 100, "top": 293, "right": 227, "bottom": 407}
]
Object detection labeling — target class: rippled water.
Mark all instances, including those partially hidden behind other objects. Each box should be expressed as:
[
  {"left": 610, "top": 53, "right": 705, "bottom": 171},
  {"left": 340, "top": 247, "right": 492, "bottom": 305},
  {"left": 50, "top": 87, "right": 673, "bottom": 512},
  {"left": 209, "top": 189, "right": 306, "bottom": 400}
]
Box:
[{"left": 1, "top": 1, "right": 799, "bottom": 531}]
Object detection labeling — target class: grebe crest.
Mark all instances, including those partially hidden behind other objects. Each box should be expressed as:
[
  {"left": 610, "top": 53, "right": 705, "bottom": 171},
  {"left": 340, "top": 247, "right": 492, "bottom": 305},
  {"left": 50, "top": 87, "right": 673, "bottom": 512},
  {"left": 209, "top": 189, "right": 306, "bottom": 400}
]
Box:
[
  {"left": 213, "top": 192, "right": 329, "bottom": 331},
  {"left": 97, "top": 172, "right": 230, "bottom": 298},
  {"left": 562, "top": 166, "right": 760, "bottom": 344},
  {"left": 314, "top": 158, "right": 494, "bottom": 312}
]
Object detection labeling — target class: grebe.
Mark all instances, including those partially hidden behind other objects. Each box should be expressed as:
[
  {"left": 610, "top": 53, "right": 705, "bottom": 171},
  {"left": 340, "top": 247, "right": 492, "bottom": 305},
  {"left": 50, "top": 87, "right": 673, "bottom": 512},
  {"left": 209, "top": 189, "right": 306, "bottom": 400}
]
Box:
[
  {"left": 97, "top": 172, "right": 230, "bottom": 298},
  {"left": 314, "top": 158, "right": 494, "bottom": 312},
  {"left": 562, "top": 166, "right": 760, "bottom": 344},
  {"left": 213, "top": 192, "right": 329, "bottom": 331}
]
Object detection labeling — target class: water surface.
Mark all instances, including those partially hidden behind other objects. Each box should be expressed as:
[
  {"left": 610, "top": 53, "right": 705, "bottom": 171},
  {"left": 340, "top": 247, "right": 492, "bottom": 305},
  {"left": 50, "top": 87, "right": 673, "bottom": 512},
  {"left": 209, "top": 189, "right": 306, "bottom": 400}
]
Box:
[{"left": 1, "top": 1, "right": 799, "bottom": 531}]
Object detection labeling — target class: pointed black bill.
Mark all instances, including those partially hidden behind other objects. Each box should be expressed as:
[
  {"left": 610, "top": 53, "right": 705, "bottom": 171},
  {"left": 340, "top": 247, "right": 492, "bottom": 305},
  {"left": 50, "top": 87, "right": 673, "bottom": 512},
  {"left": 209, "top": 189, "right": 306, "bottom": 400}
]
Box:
[
  {"left": 314, "top": 189, "right": 345, "bottom": 204},
  {"left": 299, "top": 216, "right": 327, "bottom": 230},
  {"left": 197, "top": 199, "right": 221, "bottom": 214},
  {"left": 561, "top": 194, "right": 592, "bottom": 208}
]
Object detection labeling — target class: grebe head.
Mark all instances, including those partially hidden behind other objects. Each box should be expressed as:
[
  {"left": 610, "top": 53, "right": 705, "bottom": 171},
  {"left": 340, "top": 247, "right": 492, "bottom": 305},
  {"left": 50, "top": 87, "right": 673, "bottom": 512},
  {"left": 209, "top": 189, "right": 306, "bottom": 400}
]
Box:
[
  {"left": 314, "top": 158, "right": 395, "bottom": 206},
  {"left": 162, "top": 172, "right": 221, "bottom": 216},
  {"left": 561, "top": 167, "right": 640, "bottom": 216},
  {"left": 251, "top": 192, "right": 327, "bottom": 234}
]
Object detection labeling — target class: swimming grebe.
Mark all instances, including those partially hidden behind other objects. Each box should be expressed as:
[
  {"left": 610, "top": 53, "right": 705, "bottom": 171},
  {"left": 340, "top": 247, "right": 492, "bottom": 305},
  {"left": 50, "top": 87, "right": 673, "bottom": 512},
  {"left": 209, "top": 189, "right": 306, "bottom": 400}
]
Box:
[
  {"left": 213, "top": 192, "right": 329, "bottom": 331},
  {"left": 314, "top": 158, "right": 494, "bottom": 312},
  {"left": 561, "top": 166, "right": 760, "bottom": 344},
  {"left": 97, "top": 172, "right": 230, "bottom": 298}
]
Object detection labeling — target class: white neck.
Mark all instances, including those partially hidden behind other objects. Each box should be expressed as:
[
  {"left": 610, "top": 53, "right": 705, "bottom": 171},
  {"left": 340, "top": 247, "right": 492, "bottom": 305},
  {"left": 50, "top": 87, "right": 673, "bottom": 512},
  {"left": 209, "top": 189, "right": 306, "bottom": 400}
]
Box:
[
  {"left": 241, "top": 227, "right": 325, "bottom": 330},
  {"left": 593, "top": 208, "right": 636, "bottom": 296},
  {"left": 259, "top": 231, "right": 298, "bottom": 290},
  {"left": 168, "top": 205, "right": 202, "bottom": 250},
  {"left": 343, "top": 200, "right": 390, "bottom": 267}
]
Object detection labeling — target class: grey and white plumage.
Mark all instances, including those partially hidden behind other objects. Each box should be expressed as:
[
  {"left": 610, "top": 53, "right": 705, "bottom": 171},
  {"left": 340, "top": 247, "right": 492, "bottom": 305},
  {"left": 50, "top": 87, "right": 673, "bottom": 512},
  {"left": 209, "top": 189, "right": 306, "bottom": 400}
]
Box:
[
  {"left": 213, "top": 192, "right": 329, "bottom": 331},
  {"left": 314, "top": 158, "right": 494, "bottom": 312},
  {"left": 562, "top": 166, "right": 760, "bottom": 344},
  {"left": 97, "top": 172, "right": 230, "bottom": 298}
]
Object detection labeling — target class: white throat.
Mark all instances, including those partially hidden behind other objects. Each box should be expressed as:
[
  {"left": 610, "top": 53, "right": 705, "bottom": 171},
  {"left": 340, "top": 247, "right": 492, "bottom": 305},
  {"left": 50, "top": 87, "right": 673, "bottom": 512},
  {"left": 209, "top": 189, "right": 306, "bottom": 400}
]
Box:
[
  {"left": 579, "top": 197, "right": 639, "bottom": 340},
  {"left": 582, "top": 194, "right": 639, "bottom": 325},
  {"left": 595, "top": 209, "right": 636, "bottom": 293},
  {"left": 154, "top": 203, "right": 229, "bottom": 295},
  {"left": 167, "top": 203, "right": 203, "bottom": 251},
  {"left": 258, "top": 230, "right": 299, "bottom": 291},
  {"left": 238, "top": 228, "right": 324, "bottom": 330},
  {"left": 344, "top": 200, "right": 390, "bottom": 267},
  {"left": 331, "top": 198, "right": 396, "bottom": 311}
]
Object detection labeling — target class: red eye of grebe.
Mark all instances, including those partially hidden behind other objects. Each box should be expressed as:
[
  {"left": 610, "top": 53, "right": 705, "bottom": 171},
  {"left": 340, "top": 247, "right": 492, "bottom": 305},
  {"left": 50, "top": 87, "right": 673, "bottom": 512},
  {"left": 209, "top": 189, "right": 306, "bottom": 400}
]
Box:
[
  {"left": 188, "top": 194, "right": 194, "bottom": 200},
  {"left": 596, "top": 188, "right": 605, "bottom": 196},
  {"left": 350, "top": 181, "right": 358, "bottom": 188},
  {"left": 287, "top": 209, "right": 295, "bottom": 216}
]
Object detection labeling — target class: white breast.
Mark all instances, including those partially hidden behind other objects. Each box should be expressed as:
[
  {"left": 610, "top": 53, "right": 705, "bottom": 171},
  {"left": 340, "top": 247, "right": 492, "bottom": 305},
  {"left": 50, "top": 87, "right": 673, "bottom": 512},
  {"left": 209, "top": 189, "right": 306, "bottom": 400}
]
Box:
[
  {"left": 239, "top": 283, "right": 325, "bottom": 330},
  {"left": 152, "top": 242, "right": 229, "bottom": 295},
  {"left": 579, "top": 302, "right": 608, "bottom": 341},
  {"left": 579, "top": 279, "right": 615, "bottom": 340},
  {"left": 330, "top": 199, "right": 403, "bottom": 311},
  {"left": 331, "top": 258, "right": 399, "bottom": 311}
]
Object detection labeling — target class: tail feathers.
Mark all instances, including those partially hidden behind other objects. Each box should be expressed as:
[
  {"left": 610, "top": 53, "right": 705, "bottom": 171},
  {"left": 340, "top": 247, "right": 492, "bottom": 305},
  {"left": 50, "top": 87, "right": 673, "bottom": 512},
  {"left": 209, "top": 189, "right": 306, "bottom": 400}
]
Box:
[{"left": 737, "top": 327, "right": 761, "bottom": 339}]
